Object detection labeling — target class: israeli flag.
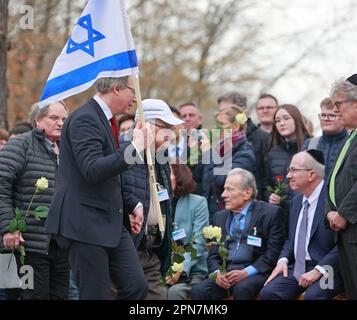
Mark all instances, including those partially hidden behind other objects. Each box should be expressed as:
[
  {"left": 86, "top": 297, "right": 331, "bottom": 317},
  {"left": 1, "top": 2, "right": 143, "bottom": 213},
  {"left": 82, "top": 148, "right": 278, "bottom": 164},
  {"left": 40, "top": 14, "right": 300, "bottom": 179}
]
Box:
[{"left": 39, "top": 0, "right": 138, "bottom": 108}]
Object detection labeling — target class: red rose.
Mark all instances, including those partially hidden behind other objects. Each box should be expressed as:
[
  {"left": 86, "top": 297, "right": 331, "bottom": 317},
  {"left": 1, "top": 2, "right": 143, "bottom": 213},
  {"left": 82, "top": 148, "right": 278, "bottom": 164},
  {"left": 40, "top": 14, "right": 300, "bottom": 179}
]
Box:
[{"left": 276, "top": 176, "right": 283, "bottom": 183}]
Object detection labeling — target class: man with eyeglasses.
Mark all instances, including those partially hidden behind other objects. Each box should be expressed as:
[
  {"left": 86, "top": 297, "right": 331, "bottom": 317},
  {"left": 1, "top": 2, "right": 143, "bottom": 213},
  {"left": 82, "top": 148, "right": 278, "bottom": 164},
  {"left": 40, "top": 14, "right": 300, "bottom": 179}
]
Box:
[
  {"left": 326, "top": 74, "right": 357, "bottom": 299},
  {"left": 255, "top": 93, "right": 279, "bottom": 134},
  {"left": 260, "top": 150, "right": 344, "bottom": 300},
  {"left": 302, "top": 97, "right": 348, "bottom": 177}
]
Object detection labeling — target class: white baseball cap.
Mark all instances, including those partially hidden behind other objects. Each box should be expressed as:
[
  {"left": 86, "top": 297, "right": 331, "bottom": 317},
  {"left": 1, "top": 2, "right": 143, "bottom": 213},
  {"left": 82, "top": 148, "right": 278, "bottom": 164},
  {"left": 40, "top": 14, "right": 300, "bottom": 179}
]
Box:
[{"left": 135, "top": 99, "right": 184, "bottom": 126}]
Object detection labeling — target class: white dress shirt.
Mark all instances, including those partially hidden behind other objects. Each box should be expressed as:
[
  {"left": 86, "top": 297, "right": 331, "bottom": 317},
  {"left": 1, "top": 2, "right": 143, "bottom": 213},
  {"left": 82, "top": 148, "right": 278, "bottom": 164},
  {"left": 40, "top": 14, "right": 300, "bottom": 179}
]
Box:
[
  {"left": 93, "top": 95, "right": 113, "bottom": 121},
  {"left": 93, "top": 95, "right": 143, "bottom": 161},
  {"left": 279, "top": 180, "right": 327, "bottom": 276}
]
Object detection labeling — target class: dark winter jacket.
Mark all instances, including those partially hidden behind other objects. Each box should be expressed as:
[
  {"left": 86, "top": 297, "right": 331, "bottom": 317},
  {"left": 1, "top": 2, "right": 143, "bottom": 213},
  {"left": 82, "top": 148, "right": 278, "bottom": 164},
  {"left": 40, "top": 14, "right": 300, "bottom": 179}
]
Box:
[
  {"left": 193, "top": 134, "right": 256, "bottom": 219},
  {"left": 246, "top": 119, "right": 271, "bottom": 199},
  {"left": 264, "top": 139, "right": 300, "bottom": 209},
  {"left": 121, "top": 160, "right": 173, "bottom": 275},
  {"left": 0, "top": 129, "right": 58, "bottom": 255}
]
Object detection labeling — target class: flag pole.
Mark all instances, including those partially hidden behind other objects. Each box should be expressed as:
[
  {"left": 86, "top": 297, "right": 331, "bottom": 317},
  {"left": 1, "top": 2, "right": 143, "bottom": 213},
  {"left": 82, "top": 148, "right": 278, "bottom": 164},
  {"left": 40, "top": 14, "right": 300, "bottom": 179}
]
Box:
[{"left": 133, "top": 76, "right": 165, "bottom": 237}]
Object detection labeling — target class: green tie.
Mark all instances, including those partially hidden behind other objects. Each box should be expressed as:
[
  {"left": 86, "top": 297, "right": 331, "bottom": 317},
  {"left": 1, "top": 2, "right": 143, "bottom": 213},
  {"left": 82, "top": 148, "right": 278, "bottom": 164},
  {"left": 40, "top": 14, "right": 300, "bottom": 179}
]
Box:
[{"left": 329, "top": 129, "right": 357, "bottom": 207}]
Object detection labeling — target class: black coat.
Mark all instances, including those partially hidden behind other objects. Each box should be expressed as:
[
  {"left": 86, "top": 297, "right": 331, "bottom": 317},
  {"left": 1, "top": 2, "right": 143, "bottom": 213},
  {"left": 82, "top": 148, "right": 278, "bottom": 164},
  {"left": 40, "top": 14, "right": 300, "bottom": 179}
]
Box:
[
  {"left": 246, "top": 119, "right": 271, "bottom": 199},
  {"left": 121, "top": 160, "right": 173, "bottom": 275},
  {"left": 326, "top": 132, "right": 357, "bottom": 298},
  {"left": 0, "top": 129, "right": 58, "bottom": 254},
  {"left": 45, "top": 98, "right": 135, "bottom": 247},
  {"left": 264, "top": 139, "right": 300, "bottom": 205}
]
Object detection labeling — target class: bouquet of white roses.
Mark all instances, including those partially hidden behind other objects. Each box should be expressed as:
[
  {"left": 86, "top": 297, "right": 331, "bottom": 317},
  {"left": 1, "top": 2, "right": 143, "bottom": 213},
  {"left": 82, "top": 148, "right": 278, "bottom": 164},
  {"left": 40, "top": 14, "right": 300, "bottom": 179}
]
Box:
[{"left": 202, "top": 225, "right": 229, "bottom": 281}]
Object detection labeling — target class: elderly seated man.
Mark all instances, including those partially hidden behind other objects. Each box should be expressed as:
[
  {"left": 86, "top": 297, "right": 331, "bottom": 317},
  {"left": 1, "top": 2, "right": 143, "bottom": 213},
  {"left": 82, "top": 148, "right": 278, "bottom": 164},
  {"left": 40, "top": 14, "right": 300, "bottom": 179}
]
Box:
[{"left": 191, "top": 168, "right": 285, "bottom": 300}]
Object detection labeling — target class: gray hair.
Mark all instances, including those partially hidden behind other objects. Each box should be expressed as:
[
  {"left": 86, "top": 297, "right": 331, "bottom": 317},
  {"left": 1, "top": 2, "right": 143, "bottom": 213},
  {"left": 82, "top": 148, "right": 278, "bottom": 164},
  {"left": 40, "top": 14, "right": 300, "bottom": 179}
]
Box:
[
  {"left": 30, "top": 101, "right": 67, "bottom": 128},
  {"left": 217, "top": 92, "right": 247, "bottom": 109},
  {"left": 303, "top": 151, "right": 325, "bottom": 179},
  {"left": 330, "top": 79, "right": 357, "bottom": 102},
  {"left": 227, "top": 168, "right": 257, "bottom": 198},
  {"left": 94, "top": 76, "right": 129, "bottom": 94},
  {"left": 179, "top": 102, "right": 202, "bottom": 116}
]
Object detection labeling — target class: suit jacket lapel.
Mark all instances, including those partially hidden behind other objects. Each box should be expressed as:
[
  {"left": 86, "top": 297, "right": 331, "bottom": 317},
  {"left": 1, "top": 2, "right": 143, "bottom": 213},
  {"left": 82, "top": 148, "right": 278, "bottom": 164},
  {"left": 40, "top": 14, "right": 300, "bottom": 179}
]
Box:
[
  {"left": 247, "top": 200, "right": 261, "bottom": 233},
  {"left": 223, "top": 211, "right": 231, "bottom": 241},
  {"left": 336, "top": 133, "right": 357, "bottom": 173},
  {"left": 290, "top": 195, "right": 303, "bottom": 243},
  {"left": 90, "top": 99, "right": 117, "bottom": 151},
  {"left": 309, "top": 185, "right": 326, "bottom": 239}
]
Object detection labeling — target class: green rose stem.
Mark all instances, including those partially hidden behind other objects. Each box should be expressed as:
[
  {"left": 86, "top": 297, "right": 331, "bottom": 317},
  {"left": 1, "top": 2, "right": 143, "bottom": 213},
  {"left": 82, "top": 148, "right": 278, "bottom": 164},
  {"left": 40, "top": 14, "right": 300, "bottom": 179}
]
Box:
[
  {"left": 7, "top": 178, "right": 48, "bottom": 270},
  {"left": 7, "top": 191, "right": 38, "bottom": 270}
]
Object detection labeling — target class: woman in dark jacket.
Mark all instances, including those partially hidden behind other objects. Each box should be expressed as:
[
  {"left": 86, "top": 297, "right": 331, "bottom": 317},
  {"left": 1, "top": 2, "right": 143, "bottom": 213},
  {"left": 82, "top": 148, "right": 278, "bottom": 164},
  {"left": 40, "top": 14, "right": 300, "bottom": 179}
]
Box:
[
  {"left": 264, "top": 104, "right": 311, "bottom": 208},
  {"left": 193, "top": 106, "right": 256, "bottom": 221}
]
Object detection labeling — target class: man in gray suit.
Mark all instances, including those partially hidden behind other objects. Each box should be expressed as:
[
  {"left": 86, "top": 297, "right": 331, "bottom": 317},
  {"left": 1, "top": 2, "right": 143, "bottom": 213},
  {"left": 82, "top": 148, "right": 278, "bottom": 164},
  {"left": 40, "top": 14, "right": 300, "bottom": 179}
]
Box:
[{"left": 326, "top": 74, "right": 357, "bottom": 299}]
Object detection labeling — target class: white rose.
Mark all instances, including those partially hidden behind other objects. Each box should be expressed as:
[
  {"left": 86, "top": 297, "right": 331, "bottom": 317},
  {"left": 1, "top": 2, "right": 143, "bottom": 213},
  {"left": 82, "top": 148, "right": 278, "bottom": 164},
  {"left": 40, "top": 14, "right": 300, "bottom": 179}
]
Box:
[
  {"left": 36, "top": 177, "right": 49, "bottom": 190},
  {"left": 171, "top": 262, "right": 184, "bottom": 273},
  {"left": 203, "top": 226, "right": 215, "bottom": 240},
  {"left": 212, "top": 226, "right": 222, "bottom": 242}
]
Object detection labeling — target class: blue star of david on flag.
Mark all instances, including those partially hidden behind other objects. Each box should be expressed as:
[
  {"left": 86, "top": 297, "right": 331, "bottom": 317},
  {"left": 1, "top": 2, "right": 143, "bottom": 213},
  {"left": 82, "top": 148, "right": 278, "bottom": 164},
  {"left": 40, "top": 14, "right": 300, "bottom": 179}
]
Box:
[
  {"left": 66, "top": 14, "right": 105, "bottom": 57},
  {"left": 39, "top": 0, "right": 139, "bottom": 108}
]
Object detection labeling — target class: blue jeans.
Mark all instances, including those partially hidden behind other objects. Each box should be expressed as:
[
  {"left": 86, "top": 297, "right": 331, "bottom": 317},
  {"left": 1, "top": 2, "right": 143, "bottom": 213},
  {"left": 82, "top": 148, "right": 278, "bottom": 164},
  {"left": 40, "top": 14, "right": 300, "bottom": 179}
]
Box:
[
  {"left": 0, "top": 289, "right": 6, "bottom": 300},
  {"left": 68, "top": 271, "right": 79, "bottom": 300}
]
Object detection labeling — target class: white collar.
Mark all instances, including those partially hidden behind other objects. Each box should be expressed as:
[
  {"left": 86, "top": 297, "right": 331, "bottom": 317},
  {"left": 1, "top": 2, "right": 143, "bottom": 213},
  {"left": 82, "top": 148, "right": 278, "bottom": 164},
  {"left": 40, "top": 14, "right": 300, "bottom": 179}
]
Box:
[
  {"left": 93, "top": 95, "right": 113, "bottom": 121},
  {"left": 302, "top": 180, "right": 324, "bottom": 206}
]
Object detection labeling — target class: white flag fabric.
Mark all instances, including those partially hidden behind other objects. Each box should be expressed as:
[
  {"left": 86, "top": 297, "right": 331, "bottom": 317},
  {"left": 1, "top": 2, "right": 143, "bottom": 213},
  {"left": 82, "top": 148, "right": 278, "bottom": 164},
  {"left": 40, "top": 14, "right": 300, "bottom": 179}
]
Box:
[{"left": 39, "top": 0, "right": 138, "bottom": 108}]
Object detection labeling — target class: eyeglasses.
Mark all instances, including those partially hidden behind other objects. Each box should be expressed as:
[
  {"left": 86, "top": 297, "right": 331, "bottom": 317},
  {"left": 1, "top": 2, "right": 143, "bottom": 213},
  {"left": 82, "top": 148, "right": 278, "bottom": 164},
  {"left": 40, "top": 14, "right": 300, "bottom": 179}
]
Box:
[
  {"left": 318, "top": 113, "right": 338, "bottom": 121},
  {"left": 125, "top": 86, "right": 136, "bottom": 95},
  {"left": 334, "top": 100, "right": 350, "bottom": 110},
  {"left": 287, "top": 167, "right": 314, "bottom": 174},
  {"left": 256, "top": 106, "right": 276, "bottom": 111}
]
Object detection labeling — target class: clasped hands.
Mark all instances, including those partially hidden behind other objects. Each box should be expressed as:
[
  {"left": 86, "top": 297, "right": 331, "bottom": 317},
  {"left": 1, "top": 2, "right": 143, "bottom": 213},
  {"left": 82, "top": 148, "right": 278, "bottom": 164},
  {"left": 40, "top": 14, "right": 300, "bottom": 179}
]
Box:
[
  {"left": 327, "top": 211, "right": 348, "bottom": 231},
  {"left": 216, "top": 269, "right": 248, "bottom": 290}
]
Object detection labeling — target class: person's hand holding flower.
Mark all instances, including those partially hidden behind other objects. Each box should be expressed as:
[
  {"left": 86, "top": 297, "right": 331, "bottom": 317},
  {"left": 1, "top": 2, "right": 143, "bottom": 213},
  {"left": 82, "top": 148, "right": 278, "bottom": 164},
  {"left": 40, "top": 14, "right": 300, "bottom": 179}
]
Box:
[
  {"left": 267, "top": 175, "right": 289, "bottom": 205},
  {"left": 5, "top": 177, "right": 49, "bottom": 267},
  {"left": 203, "top": 225, "right": 229, "bottom": 281}
]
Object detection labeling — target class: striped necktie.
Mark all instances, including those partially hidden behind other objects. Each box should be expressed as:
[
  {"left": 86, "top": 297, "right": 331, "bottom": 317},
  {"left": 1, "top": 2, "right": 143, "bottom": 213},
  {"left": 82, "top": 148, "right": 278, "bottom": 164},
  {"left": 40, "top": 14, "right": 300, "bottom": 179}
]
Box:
[{"left": 293, "top": 199, "right": 310, "bottom": 281}]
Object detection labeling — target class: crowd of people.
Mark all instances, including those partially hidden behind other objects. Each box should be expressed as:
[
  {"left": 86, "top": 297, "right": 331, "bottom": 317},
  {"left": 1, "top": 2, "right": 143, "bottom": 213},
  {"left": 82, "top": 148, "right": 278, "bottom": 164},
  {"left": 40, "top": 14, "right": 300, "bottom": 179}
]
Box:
[{"left": 0, "top": 73, "right": 357, "bottom": 300}]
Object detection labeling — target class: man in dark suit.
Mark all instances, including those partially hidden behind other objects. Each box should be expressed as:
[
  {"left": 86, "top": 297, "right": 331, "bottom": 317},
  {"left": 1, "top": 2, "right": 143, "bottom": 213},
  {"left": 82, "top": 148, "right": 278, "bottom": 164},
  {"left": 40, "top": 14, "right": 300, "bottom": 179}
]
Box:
[
  {"left": 326, "top": 75, "right": 357, "bottom": 299},
  {"left": 191, "top": 168, "right": 285, "bottom": 300},
  {"left": 260, "top": 150, "right": 344, "bottom": 299},
  {"left": 45, "top": 76, "right": 150, "bottom": 300}
]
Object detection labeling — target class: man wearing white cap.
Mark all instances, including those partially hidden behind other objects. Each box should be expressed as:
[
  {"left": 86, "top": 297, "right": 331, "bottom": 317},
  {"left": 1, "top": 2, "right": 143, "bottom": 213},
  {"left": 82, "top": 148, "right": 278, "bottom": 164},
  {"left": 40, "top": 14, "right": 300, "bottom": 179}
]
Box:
[{"left": 122, "top": 99, "right": 184, "bottom": 299}]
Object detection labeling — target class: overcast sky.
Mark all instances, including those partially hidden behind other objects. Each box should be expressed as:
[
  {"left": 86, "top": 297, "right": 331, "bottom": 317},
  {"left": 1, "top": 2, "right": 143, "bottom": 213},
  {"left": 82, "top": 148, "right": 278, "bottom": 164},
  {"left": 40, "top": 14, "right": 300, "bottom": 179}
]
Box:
[{"left": 250, "top": 0, "right": 357, "bottom": 133}]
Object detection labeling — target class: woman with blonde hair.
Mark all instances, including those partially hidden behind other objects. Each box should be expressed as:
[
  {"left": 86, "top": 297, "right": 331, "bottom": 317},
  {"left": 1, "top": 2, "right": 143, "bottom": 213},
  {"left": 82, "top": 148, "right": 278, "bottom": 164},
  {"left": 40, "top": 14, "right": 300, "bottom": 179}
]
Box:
[{"left": 194, "top": 105, "right": 256, "bottom": 221}]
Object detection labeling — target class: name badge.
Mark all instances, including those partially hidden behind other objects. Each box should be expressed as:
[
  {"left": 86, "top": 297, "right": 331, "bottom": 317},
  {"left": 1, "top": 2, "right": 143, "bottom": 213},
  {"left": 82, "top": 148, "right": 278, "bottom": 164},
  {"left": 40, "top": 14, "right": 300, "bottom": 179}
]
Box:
[
  {"left": 157, "top": 189, "right": 169, "bottom": 202},
  {"left": 172, "top": 228, "right": 187, "bottom": 241},
  {"left": 247, "top": 235, "right": 262, "bottom": 247}
]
